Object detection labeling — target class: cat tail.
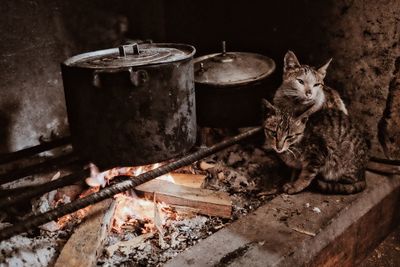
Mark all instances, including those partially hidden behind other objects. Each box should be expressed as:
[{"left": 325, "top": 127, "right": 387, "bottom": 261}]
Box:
[{"left": 315, "top": 180, "right": 366, "bottom": 194}]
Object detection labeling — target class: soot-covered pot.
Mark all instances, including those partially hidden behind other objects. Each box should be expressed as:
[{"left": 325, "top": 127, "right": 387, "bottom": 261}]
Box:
[
  {"left": 194, "top": 42, "right": 276, "bottom": 128},
  {"left": 61, "top": 43, "right": 196, "bottom": 168}
]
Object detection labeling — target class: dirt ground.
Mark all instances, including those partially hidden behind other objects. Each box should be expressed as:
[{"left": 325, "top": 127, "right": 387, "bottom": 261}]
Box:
[{"left": 361, "top": 224, "right": 400, "bottom": 267}]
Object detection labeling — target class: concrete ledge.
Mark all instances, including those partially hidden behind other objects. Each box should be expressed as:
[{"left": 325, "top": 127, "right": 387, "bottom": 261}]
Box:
[{"left": 165, "top": 172, "right": 400, "bottom": 267}]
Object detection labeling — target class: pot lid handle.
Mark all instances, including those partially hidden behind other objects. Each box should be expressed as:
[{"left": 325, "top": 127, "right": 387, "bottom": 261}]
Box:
[
  {"left": 118, "top": 43, "right": 140, "bottom": 57},
  {"left": 221, "top": 40, "right": 226, "bottom": 55},
  {"left": 213, "top": 41, "right": 234, "bottom": 63}
]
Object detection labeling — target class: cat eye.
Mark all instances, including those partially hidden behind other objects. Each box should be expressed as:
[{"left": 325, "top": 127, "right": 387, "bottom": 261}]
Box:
[
  {"left": 286, "top": 135, "right": 298, "bottom": 140},
  {"left": 313, "top": 83, "right": 322, "bottom": 87},
  {"left": 265, "top": 129, "right": 277, "bottom": 137},
  {"left": 286, "top": 133, "right": 302, "bottom": 140},
  {"left": 296, "top": 79, "right": 304, "bottom": 85}
]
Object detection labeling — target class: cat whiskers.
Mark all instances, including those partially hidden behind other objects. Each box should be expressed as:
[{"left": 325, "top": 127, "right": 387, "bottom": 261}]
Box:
[{"left": 287, "top": 147, "right": 298, "bottom": 159}]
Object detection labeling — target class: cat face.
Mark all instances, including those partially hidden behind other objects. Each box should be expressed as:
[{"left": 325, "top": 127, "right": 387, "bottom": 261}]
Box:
[
  {"left": 262, "top": 99, "right": 308, "bottom": 153},
  {"left": 282, "top": 51, "right": 332, "bottom": 101}
]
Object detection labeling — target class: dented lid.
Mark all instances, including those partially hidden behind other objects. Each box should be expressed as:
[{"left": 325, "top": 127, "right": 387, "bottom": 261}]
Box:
[
  {"left": 64, "top": 43, "right": 196, "bottom": 69},
  {"left": 194, "top": 42, "right": 275, "bottom": 87}
]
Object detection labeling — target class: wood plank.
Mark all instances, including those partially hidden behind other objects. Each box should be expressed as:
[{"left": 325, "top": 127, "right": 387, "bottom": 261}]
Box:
[
  {"left": 54, "top": 198, "right": 116, "bottom": 267},
  {"left": 135, "top": 179, "right": 231, "bottom": 218},
  {"left": 166, "top": 173, "right": 206, "bottom": 188}
]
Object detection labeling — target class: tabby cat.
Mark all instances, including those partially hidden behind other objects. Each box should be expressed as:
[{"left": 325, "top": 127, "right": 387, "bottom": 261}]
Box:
[
  {"left": 273, "top": 51, "right": 347, "bottom": 116},
  {"left": 262, "top": 99, "right": 369, "bottom": 194}
]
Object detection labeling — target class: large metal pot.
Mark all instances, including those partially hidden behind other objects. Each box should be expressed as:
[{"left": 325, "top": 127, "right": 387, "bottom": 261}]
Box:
[
  {"left": 61, "top": 43, "right": 196, "bottom": 168},
  {"left": 194, "top": 42, "right": 276, "bottom": 128}
]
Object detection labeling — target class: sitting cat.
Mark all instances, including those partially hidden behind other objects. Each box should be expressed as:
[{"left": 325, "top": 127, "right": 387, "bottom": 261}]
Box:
[
  {"left": 262, "top": 99, "right": 369, "bottom": 194},
  {"left": 273, "top": 50, "right": 347, "bottom": 116}
]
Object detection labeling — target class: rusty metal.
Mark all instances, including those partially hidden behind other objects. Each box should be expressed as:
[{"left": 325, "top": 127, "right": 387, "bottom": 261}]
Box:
[
  {"left": 194, "top": 42, "right": 276, "bottom": 127},
  {"left": 370, "top": 156, "right": 400, "bottom": 166},
  {"left": 0, "top": 153, "right": 83, "bottom": 185},
  {"left": 0, "top": 136, "right": 71, "bottom": 165},
  {"left": 61, "top": 43, "right": 197, "bottom": 168},
  {"left": 0, "top": 127, "right": 262, "bottom": 241},
  {"left": 0, "top": 168, "right": 90, "bottom": 208}
]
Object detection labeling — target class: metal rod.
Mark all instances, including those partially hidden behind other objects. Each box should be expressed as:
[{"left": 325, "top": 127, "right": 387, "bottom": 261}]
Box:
[
  {"left": 0, "top": 153, "right": 83, "bottom": 186},
  {"left": 370, "top": 156, "right": 400, "bottom": 166},
  {"left": 0, "top": 137, "right": 71, "bottom": 165},
  {"left": 0, "top": 168, "right": 90, "bottom": 209},
  {"left": 0, "top": 127, "right": 262, "bottom": 241}
]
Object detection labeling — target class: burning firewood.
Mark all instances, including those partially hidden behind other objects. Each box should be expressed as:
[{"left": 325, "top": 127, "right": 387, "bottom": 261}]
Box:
[
  {"left": 135, "top": 179, "right": 232, "bottom": 218},
  {"left": 161, "top": 173, "right": 206, "bottom": 188},
  {"left": 54, "top": 199, "right": 116, "bottom": 267}
]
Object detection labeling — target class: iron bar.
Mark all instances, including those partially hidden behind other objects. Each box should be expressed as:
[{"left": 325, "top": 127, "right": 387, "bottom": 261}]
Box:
[
  {"left": 0, "top": 137, "right": 71, "bottom": 165},
  {"left": 0, "top": 153, "right": 83, "bottom": 186},
  {"left": 370, "top": 156, "right": 400, "bottom": 166},
  {"left": 0, "top": 168, "right": 90, "bottom": 209},
  {"left": 0, "top": 127, "right": 262, "bottom": 241}
]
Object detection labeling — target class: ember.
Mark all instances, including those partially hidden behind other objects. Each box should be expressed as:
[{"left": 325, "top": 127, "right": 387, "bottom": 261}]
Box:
[
  {"left": 85, "top": 162, "right": 178, "bottom": 233},
  {"left": 112, "top": 193, "right": 168, "bottom": 234}
]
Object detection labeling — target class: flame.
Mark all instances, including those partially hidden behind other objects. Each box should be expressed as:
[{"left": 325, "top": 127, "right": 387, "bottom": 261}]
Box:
[
  {"left": 105, "top": 163, "right": 172, "bottom": 233},
  {"left": 81, "top": 162, "right": 183, "bottom": 234},
  {"left": 112, "top": 193, "right": 169, "bottom": 234},
  {"left": 85, "top": 162, "right": 173, "bottom": 188},
  {"left": 53, "top": 186, "right": 100, "bottom": 229}
]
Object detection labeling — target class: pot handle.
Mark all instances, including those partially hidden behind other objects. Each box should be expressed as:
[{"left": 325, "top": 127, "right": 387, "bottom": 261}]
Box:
[
  {"left": 92, "top": 68, "right": 149, "bottom": 88},
  {"left": 128, "top": 68, "right": 149, "bottom": 87}
]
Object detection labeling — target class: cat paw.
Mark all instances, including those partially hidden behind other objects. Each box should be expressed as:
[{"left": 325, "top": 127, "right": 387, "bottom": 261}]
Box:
[{"left": 283, "top": 182, "right": 299, "bottom": 194}]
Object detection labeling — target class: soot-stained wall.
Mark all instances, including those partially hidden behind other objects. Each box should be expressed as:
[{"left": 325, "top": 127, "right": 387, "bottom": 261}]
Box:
[
  {"left": 321, "top": 0, "right": 400, "bottom": 159},
  {"left": 0, "top": 0, "right": 164, "bottom": 153},
  {"left": 1, "top": 0, "right": 399, "bottom": 159}
]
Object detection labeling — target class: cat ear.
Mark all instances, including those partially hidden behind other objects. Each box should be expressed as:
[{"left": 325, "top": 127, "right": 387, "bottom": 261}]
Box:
[
  {"left": 298, "top": 115, "right": 308, "bottom": 124},
  {"left": 284, "top": 50, "right": 300, "bottom": 72},
  {"left": 317, "top": 58, "right": 332, "bottom": 79},
  {"left": 262, "top": 99, "right": 277, "bottom": 117},
  {"left": 296, "top": 113, "right": 309, "bottom": 125},
  {"left": 296, "top": 105, "right": 316, "bottom": 124}
]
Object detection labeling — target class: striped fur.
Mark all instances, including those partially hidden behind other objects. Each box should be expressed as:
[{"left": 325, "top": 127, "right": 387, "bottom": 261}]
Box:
[
  {"left": 262, "top": 100, "right": 369, "bottom": 195},
  {"left": 273, "top": 50, "right": 347, "bottom": 116}
]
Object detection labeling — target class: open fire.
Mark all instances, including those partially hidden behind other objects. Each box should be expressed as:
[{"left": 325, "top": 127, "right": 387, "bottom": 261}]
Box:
[
  {"left": 45, "top": 162, "right": 181, "bottom": 237},
  {"left": 0, "top": 140, "right": 283, "bottom": 266},
  {"left": 84, "top": 162, "right": 189, "bottom": 234}
]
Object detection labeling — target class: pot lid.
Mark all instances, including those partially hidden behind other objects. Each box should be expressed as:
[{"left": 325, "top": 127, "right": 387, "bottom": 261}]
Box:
[
  {"left": 64, "top": 43, "right": 196, "bottom": 69},
  {"left": 194, "top": 41, "right": 275, "bottom": 87}
]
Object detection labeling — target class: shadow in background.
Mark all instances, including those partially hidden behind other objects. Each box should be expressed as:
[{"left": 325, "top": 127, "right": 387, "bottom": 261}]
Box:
[{"left": 0, "top": 101, "right": 20, "bottom": 153}]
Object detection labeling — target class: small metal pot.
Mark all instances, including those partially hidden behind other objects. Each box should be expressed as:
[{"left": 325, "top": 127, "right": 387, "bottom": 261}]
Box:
[
  {"left": 61, "top": 43, "right": 196, "bottom": 168},
  {"left": 194, "top": 42, "right": 276, "bottom": 128}
]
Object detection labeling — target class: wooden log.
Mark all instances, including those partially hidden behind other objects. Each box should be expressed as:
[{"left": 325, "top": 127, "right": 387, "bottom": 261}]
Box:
[
  {"left": 54, "top": 198, "right": 116, "bottom": 267},
  {"left": 135, "top": 179, "right": 231, "bottom": 218}
]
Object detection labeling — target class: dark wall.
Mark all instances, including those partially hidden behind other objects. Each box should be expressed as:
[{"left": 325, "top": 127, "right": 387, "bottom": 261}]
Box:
[
  {"left": 1, "top": 0, "right": 399, "bottom": 158},
  {"left": 1, "top": 0, "right": 331, "bottom": 153},
  {"left": 0, "top": 0, "right": 165, "bottom": 153},
  {"left": 164, "top": 1, "right": 334, "bottom": 66}
]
